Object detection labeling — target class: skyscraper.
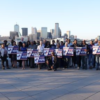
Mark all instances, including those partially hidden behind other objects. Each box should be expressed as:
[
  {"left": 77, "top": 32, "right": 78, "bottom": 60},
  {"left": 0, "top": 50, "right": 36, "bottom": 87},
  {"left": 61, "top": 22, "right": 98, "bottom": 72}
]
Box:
[
  {"left": 66, "top": 31, "right": 71, "bottom": 39},
  {"left": 10, "top": 31, "right": 18, "bottom": 40},
  {"left": 50, "top": 29, "right": 55, "bottom": 38},
  {"left": 41, "top": 27, "right": 47, "bottom": 39},
  {"left": 22, "top": 28, "right": 28, "bottom": 36},
  {"left": 54, "top": 23, "right": 59, "bottom": 38},
  {"left": 47, "top": 32, "right": 52, "bottom": 39},
  {"left": 14, "top": 24, "right": 19, "bottom": 32},
  {"left": 14, "top": 24, "right": 21, "bottom": 36},
  {"left": 54, "top": 23, "right": 62, "bottom": 38},
  {"left": 32, "top": 27, "right": 37, "bottom": 34},
  {"left": 31, "top": 27, "right": 37, "bottom": 40}
]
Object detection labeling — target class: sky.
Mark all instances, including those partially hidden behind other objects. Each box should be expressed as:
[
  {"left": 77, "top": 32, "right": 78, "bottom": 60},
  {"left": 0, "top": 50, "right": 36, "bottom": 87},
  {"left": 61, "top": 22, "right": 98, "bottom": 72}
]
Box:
[{"left": 0, "top": 0, "right": 100, "bottom": 39}]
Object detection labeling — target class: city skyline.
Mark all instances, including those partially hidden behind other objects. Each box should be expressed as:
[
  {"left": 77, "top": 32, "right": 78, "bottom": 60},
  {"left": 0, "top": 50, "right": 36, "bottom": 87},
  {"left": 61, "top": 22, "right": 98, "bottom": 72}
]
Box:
[{"left": 0, "top": 0, "right": 100, "bottom": 39}]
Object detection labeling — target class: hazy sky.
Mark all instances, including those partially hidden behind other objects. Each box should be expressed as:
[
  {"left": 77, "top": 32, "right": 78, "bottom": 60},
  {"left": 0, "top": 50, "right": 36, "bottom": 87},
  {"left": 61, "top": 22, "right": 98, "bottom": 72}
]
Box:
[{"left": 0, "top": 0, "right": 100, "bottom": 39}]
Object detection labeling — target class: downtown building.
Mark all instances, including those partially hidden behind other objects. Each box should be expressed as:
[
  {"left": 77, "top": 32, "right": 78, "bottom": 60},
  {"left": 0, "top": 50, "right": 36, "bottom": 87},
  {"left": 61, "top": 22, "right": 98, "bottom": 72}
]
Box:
[
  {"left": 54, "top": 23, "right": 61, "bottom": 38},
  {"left": 10, "top": 31, "right": 19, "bottom": 40},
  {"left": 22, "top": 28, "right": 28, "bottom": 36},
  {"left": 14, "top": 24, "right": 21, "bottom": 37}
]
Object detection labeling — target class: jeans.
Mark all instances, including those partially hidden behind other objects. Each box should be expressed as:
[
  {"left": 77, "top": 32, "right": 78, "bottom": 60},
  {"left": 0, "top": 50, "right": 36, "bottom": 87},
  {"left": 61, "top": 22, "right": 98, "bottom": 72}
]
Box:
[
  {"left": 96, "top": 55, "right": 100, "bottom": 69},
  {"left": 88, "top": 54, "right": 94, "bottom": 67},
  {"left": 81, "top": 56, "right": 87, "bottom": 69}
]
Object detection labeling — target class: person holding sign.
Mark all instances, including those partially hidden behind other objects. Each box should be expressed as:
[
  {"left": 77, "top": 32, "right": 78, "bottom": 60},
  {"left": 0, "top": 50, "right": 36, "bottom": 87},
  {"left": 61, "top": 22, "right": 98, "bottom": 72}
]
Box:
[
  {"left": 72, "top": 39, "right": 80, "bottom": 69},
  {"left": 63, "top": 42, "right": 70, "bottom": 68},
  {"left": 46, "top": 52, "right": 57, "bottom": 71},
  {"left": 81, "top": 40, "right": 88, "bottom": 69},
  {"left": 20, "top": 43, "right": 27, "bottom": 70},
  {"left": 37, "top": 41, "right": 44, "bottom": 69},
  {"left": 0, "top": 44, "right": 10, "bottom": 70},
  {"left": 87, "top": 40, "right": 94, "bottom": 69},
  {"left": 29, "top": 41, "right": 37, "bottom": 68},
  {"left": 11, "top": 41, "right": 18, "bottom": 68},
  {"left": 96, "top": 40, "right": 100, "bottom": 70},
  {"left": 56, "top": 43, "right": 62, "bottom": 68}
]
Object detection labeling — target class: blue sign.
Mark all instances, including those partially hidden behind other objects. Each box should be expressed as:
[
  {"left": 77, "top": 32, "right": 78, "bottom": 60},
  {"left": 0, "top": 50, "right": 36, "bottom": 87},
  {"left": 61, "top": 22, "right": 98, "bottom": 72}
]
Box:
[
  {"left": 63, "top": 47, "right": 74, "bottom": 56},
  {"left": 76, "top": 47, "right": 86, "bottom": 56},
  {"left": 55, "top": 49, "right": 62, "bottom": 58},
  {"left": 44, "top": 48, "right": 54, "bottom": 56},
  {"left": 8, "top": 46, "right": 18, "bottom": 54},
  {"left": 27, "top": 49, "right": 39, "bottom": 57},
  {"left": 93, "top": 46, "right": 100, "bottom": 54},
  {"left": 17, "top": 51, "right": 27, "bottom": 60},
  {"left": 34, "top": 55, "right": 45, "bottom": 64}
]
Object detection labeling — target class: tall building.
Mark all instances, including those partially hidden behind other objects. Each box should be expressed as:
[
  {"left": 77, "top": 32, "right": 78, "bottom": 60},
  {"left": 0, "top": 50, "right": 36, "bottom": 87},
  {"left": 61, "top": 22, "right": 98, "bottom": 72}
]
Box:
[
  {"left": 32, "top": 27, "right": 37, "bottom": 34},
  {"left": 54, "top": 23, "right": 61, "bottom": 38},
  {"left": 14, "top": 24, "right": 19, "bottom": 32},
  {"left": 41, "top": 27, "right": 47, "bottom": 39},
  {"left": 66, "top": 31, "right": 71, "bottom": 39},
  {"left": 54, "top": 23, "right": 59, "bottom": 38},
  {"left": 14, "top": 24, "right": 21, "bottom": 37},
  {"left": 22, "top": 28, "right": 28, "bottom": 36},
  {"left": 47, "top": 32, "right": 52, "bottom": 39},
  {"left": 50, "top": 29, "right": 55, "bottom": 38},
  {"left": 31, "top": 27, "right": 37, "bottom": 40},
  {"left": 10, "top": 31, "right": 18, "bottom": 40}
]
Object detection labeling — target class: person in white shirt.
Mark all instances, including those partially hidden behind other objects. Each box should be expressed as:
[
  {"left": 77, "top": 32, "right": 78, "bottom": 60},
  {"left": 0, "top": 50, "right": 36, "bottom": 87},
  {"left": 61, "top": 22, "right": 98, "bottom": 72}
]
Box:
[
  {"left": 37, "top": 41, "right": 44, "bottom": 69},
  {"left": 37, "top": 41, "right": 44, "bottom": 55},
  {"left": 0, "top": 44, "right": 10, "bottom": 70}
]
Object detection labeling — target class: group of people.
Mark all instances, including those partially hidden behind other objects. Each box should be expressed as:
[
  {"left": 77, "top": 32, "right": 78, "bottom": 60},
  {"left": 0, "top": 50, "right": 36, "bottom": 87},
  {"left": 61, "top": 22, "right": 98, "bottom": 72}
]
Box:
[{"left": 0, "top": 38, "right": 100, "bottom": 71}]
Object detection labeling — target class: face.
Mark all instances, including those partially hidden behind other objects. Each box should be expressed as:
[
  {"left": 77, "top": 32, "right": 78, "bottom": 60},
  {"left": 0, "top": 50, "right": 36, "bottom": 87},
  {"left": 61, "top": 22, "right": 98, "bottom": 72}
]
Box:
[
  {"left": 65, "top": 42, "right": 68, "bottom": 47},
  {"left": 74, "top": 40, "right": 77, "bottom": 44},
  {"left": 51, "top": 52, "right": 54, "bottom": 56},
  {"left": 23, "top": 43, "right": 25, "bottom": 47},
  {"left": 95, "top": 39, "right": 98, "bottom": 42},
  {"left": 61, "top": 42, "right": 63, "bottom": 45},
  {"left": 2, "top": 44, "right": 5, "bottom": 48},
  {"left": 68, "top": 39, "right": 70, "bottom": 43},
  {"left": 43, "top": 40, "right": 46, "bottom": 44},
  {"left": 40, "top": 41, "right": 42, "bottom": 45},
  {"left": 31, "top": 42, "right": 34, "bottom": 45},
  {"left": 90, "top": 41, "right": 92, "bottom": 45},
  {"left": 52, "top": 40, "right": 55, "bottom": 44},
  {"left": 82, "top": 41, "right": 85, "bottom": 44},
  {"left": 98, "top": 41, "right": 100, "bottom": 45},
  {"left": 66, "top": 39, "right": 68, "bottom": 42},
  {"left": 13, "top": 42, "right": 16, "bottom": 46}
]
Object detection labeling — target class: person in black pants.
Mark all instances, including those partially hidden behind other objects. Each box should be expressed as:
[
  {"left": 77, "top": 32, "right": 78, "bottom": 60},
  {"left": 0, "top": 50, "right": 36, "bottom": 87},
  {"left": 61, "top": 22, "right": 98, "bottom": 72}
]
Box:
[
  {"left": 71, "top": 39, "right": 80, "bottom": 69},
  {"left": 0, "top": 44, "right": 10, "bottom": 70},
  {"left": 46, "top": 52, "right": 57, "bottom": 71}
]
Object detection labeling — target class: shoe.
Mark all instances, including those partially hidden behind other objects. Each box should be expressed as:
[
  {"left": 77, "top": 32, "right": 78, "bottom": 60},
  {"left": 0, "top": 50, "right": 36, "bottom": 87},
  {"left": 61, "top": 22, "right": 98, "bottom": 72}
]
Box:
[
  {"left": 89, "top": 66, "right": 92, "bottom": 69},
  {"left": 54, "top": 69, "right": 57, "bottom": 71},
  {"left": 7, "top": 67, "right": 10, "bottom": 69},
  {"left": 2, "top": 67, "right": 5, "bottom": 70},
  {"left": 96, "top": 68, "right": 99, "bottom": 70}
]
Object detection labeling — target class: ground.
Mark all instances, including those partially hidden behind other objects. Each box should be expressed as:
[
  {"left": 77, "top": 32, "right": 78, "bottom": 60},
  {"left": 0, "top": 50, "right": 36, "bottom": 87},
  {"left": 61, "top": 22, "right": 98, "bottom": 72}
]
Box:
[{"left": 0, "top": 68, "right": 100, "bottom": 100}]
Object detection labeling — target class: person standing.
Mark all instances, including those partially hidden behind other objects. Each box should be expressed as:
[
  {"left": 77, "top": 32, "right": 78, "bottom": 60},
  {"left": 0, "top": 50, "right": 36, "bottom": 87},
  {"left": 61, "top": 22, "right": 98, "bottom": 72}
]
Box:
[
  {"left": 87, "top": 40, "right": 94, "bottom": 69},
  {"left": 37, "top": 41, "right": 44, "bottom": 69},
  {"left": 12, "top": 41, "right": 18, "bottom": 68},
  {"left": 56, "top": 43, "right": 62, "bottom": 68},
  {"left": 81, "top": 40, "right": 88, "bottom": 69},
  {"left": 0, "top": 44, "right": 10, "bottom": 70},
  {"left": 96, "top": 40, "right": 100, "bottom": 70},
  {"left": 20, "top": 43, "right": 27, "bottom": 70},
  {"left": 51, "top": 40, "right": 56, "bottom": 49},
  {"left": 72, "top": 39, "right": 80, "bottom": 69},
  {"left": 29, "top": 41, "right": 37, "bottom": 68}
]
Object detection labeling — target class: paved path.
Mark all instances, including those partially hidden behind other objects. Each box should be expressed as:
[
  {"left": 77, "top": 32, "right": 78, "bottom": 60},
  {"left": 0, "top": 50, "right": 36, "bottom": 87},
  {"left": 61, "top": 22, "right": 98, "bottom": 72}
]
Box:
[{"left": 0, "top": 68, "right": 100, "bottom": 100}]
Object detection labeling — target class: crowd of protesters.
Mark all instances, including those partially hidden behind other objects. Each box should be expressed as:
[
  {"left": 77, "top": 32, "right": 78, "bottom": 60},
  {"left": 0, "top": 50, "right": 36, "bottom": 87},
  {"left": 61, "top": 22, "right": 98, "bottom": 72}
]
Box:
[{"left": 0, "top": 38, "right": 100, "bottom": 71}]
